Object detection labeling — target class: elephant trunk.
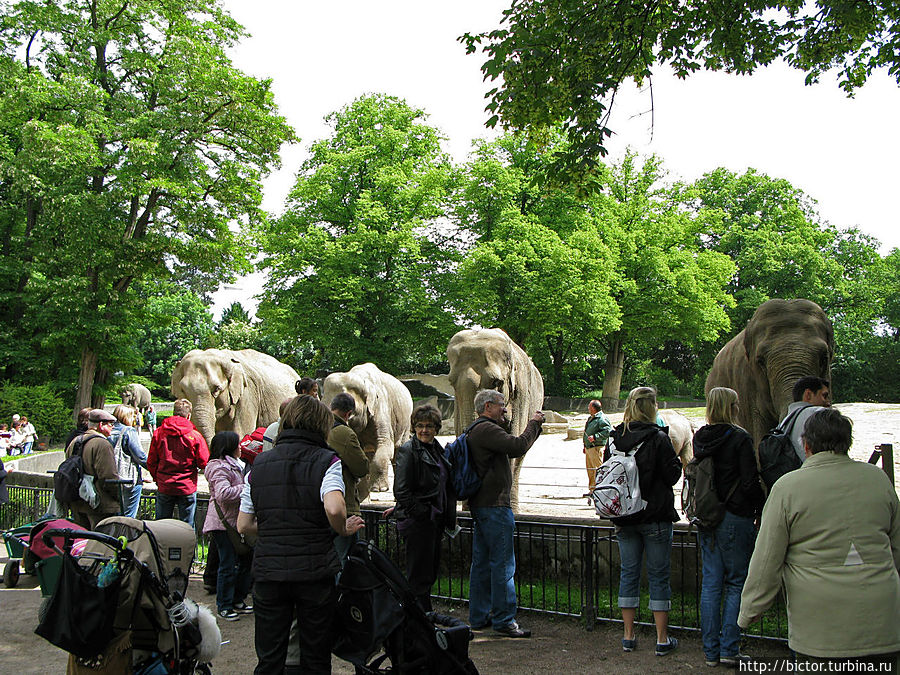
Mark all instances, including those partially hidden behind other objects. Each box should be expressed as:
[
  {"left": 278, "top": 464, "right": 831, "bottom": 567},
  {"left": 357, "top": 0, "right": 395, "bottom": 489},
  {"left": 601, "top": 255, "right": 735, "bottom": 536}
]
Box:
[
  {"left": 453, "top": 375, "right": 478, "bottom": 436},
  {"left": 191, "top": 397, "right": 217, "bottom": 447}
]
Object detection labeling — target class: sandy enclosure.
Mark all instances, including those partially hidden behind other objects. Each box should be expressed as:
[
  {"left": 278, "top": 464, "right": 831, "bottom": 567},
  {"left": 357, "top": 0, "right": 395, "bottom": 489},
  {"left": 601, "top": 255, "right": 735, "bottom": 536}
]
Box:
[{"left": 363, "top": 402, "right": 900, "bottom": 519}]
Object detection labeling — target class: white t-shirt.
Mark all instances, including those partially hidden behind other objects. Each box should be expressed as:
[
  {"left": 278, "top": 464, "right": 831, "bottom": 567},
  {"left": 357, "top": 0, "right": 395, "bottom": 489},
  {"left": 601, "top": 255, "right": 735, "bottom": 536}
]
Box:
[{"left": 239, "top": 460, "right": 345, "bottom": 515}]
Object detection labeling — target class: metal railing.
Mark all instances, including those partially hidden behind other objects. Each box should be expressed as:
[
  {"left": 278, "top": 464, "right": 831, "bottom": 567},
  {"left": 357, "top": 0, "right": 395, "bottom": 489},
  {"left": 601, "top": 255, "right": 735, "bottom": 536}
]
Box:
[{"left": 1, "top": 485, "right": 788, "bottom": 640}]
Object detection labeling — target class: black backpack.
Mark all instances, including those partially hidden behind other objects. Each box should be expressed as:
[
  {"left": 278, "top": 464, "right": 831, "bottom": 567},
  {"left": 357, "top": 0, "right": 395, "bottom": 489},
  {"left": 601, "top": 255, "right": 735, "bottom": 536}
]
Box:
[
  {"left": 682, "top": 431, "right": 740, "bottom": 531},
  {"left": 758, "top": 408, "right": 804, "bottom": 490},
  {"left": 54, "top": 434, "right": 87, "bottom": 504}
]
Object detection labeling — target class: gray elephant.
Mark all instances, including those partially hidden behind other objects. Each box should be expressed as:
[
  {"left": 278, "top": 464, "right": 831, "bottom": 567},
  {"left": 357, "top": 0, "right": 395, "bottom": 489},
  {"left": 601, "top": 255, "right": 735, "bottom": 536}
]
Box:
[
  {"left": 447, "top": 328, "right": 544, "bottom": 512},
  {"left": 322, "top": 363, "right": 413, "bottom": 493},
  {"left": 658, "top": 410, "right": 694, "bottom": 468},
  {"left": 705, "top": 298, "right": 833, "bottom": 446},
  {"left": 121, "top": 382, "right": 152, "bottom": 422},
  {"left": 171, "top": 349, "right": 300, "bottom": 445}
]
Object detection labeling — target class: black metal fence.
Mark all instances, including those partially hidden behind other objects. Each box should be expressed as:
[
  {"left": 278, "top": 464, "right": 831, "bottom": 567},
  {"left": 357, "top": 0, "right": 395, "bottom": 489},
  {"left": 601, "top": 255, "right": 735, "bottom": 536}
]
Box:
[{"left": 1, "top": 486, "right": 787, "bottom": 641}]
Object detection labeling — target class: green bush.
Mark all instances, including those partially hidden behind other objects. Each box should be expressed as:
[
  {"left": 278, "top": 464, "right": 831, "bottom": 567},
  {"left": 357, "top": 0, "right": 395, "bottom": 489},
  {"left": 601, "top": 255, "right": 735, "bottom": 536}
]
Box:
[{"left": 0, "top": 383, "right": 72, "bottom": 443}]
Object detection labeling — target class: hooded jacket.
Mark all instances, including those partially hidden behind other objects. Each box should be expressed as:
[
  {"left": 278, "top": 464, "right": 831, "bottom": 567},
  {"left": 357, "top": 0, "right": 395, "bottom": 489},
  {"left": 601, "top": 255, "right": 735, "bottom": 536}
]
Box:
[
  {"left": 147, "top": 415, "right": 209, "bottom": 496},
  {"left": 692, "top": 423, "right": 764, "bottom": 519},
  {"left": 604, "top": 421, "right": 682, "bottom": 526}
]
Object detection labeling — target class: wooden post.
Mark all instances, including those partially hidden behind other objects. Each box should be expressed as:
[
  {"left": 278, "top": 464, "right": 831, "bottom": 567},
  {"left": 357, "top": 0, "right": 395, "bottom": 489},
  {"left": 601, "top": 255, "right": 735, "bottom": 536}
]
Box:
[{"left": 878, "top": 444, "right": 895, "bottom": 487}]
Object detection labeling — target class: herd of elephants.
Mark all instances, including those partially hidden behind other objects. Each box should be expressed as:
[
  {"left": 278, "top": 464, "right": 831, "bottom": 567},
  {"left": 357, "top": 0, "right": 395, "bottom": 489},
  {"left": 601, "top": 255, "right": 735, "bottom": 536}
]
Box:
[{"left": 128, "top": 298, "right": 832, "bottom": 507}]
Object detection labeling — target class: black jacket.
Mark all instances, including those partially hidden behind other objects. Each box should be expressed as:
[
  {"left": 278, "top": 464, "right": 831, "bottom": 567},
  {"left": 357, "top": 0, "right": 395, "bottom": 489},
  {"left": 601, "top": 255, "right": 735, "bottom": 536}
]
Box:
[
  {"left": 393, "top": 436, "right": 455, "bottom": 529},
  {"left": 692, "top": 423, "right": 764, "bottom": 519},
  {"left": 467, "top": 416, "right": 542, "bottom": 508},
  {"left": 604, "top": 421, "right": 682, "bottom": 526},
  {"left": 250, "top": 427, "right": 339, "bottom": 583}
]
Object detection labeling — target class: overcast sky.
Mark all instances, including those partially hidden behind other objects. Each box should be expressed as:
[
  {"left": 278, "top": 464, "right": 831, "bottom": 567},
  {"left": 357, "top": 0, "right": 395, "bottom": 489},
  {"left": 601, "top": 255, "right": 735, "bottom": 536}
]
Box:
[{"left": 213, "top": 0, "right": 900, "bottom": 318}]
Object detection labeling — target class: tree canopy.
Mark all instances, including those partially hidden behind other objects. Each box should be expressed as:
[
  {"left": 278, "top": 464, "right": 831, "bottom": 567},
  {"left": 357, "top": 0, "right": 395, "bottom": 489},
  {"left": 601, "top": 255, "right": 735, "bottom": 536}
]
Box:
[
  {"left": 0, "top": 0, "right": 294, "bottom": 410},
  {"left": 462, "top": 0, "right": 900, "bottom": 166}
]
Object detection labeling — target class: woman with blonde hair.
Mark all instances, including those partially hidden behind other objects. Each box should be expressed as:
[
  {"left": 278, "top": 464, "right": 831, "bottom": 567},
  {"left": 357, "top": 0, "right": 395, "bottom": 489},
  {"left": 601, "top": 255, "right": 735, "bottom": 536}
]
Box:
[
  {"left": 605, "top": 386, "right": 682, "bottom": 656},
  {"left": 692, "top": 387, "right": 763, "bottom": 667},
  {"left": 109, "top": 404, "right": 147, "bottom": 517}
]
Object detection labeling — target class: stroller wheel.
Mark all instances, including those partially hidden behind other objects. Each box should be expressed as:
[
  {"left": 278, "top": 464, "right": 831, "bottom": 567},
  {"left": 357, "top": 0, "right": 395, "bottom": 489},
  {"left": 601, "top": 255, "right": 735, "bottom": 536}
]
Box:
[
  {"left": 3, "top": 559, "right": 20, "bottom": 587},
  {"left": 38, "top": 596, "right": 51, "bottom": 623}
]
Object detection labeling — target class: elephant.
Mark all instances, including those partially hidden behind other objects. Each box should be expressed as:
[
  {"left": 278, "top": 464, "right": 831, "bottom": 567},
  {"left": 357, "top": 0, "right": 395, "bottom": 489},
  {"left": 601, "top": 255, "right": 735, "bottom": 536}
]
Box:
[
  {"left": 447, "top": 328, "right": 544, "bottom": 512},
  {"left": 171, "top": 349, "right": 300, "bottom": 445},
  {"left": 120, "top": 383, "right": 152, "bottom": 421},
  {"left": 705, "top": 298, "right": 833, "bottom": 446},
  {"left": 321, "top": 363, "right": 413, "bottom": 493},
  {"left": 658, "top": 410, "right": 694, "bottom": 468}
]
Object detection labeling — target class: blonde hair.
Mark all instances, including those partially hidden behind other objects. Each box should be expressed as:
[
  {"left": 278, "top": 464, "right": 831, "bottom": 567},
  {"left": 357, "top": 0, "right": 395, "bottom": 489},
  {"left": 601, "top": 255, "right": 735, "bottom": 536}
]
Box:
[
  {"left": 113, "top": 404, "right": 136, "bottom": 427},
  {"left": 623, "top": 387, "right": 658, "bottom": 431},
  {"left": 281, "top": 395, "right": 333, "bottom": 440},
  {"left": 706, "top": 387, "right": 739, "bottom": 425}
]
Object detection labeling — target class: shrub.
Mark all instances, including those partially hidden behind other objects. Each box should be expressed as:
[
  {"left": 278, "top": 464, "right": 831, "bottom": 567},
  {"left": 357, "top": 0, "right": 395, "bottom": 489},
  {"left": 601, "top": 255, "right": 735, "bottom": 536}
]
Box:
[{"left": 0, "top": 383, "right": 73, "bottom": 443}]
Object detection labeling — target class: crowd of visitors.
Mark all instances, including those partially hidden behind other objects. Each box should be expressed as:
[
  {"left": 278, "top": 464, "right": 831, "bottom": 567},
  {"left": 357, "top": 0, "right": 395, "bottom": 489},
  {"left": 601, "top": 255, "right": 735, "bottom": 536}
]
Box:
[
  {"left": 0, "top": 413, "right": 37, "bottom": 456},
  {"left": 19, "top": 370, "right": 896, "bottom": 672}
]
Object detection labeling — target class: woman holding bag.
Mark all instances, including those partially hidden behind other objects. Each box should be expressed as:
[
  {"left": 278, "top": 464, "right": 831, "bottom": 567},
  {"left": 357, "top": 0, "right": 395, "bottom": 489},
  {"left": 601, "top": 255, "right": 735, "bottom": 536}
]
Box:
[
  {"left": 202, "top": 431, "right": 253, "bottom": 621},
  {"left": 109, "top": 405, "right": 147, "bottom": 518}
]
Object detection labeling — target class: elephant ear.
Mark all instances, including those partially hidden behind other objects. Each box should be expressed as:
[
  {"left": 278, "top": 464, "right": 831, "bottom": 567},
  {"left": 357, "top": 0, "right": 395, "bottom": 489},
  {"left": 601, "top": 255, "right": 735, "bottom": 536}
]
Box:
[{"left": 225, "top": 357, "right": 246, "bottom": 407}]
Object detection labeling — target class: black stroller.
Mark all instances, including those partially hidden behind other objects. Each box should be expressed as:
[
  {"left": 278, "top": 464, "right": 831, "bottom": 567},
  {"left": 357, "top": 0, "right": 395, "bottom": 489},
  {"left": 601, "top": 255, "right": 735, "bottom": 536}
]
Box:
[
  {"left": 333, "top": 540, "right": 478, "bottom": 674},
  {"left": 34, "top": 516, "right": 220, "bottom": 674}
]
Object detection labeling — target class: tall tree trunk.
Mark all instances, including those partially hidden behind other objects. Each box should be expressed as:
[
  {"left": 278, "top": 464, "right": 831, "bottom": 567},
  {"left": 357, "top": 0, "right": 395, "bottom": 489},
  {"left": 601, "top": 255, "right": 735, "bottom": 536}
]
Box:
[
  {"left": 75, "top": 345, "right": 98, "bottom": 420},
  {"left": 601, "top": 338, "right": 625, "bottom": 412},
  {"left": 91, "top": 366, "right": 109, "bottom": 409}
]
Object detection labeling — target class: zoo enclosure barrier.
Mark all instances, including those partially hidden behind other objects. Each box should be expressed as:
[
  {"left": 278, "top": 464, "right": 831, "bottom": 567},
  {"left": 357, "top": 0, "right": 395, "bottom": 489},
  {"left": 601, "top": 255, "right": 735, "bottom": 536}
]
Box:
[{"left": 1, "top": 485, "right": 788, "bottom": 641}]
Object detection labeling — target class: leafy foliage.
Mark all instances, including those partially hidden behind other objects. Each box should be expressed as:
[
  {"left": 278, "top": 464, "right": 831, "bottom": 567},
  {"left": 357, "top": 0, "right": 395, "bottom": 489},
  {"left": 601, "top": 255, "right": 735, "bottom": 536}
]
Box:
[
  {"left": 0, "top": 0, "right": 295, "bottom": 411},
  {"left": 259, "top": 94, "right": 458, "bottom": 373},
  {"left": 0, "top": 383, "right": 73, "bottom": 442},
  {"left": 461, "top": 0, "right": 900, "bottom": 167}
]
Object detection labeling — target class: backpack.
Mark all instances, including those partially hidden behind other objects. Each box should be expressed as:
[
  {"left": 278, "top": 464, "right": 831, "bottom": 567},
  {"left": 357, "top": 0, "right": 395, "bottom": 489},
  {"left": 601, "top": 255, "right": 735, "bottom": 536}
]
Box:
[
  {"left": 443, "top": 419, "right": 490, "bottom": 499},
  {"left": 239, "top": 426, "right": 268, "bottom": 465},
  {"left": 54, "top": 434, "right": 87, "bottom": 504},
  {"left": 591, "top": 438, "right": 647, "bottom": 519},
  {"left": 682, "top": 430, "right": 740, "bottom": 530},
  {"left": 758, "top": 408, "right": 804, "bottom": 490}
]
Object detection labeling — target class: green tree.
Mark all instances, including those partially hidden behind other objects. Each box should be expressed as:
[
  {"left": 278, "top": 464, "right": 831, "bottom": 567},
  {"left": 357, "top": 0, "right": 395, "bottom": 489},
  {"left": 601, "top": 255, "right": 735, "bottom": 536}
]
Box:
[
  {"left": 592, "top": 153, "right": 735, "bottom": 407},
  {"left": 0, "top": 0, "right": 294, "bottom": 411},
  {"left": 462, "top": 0, "right": 900, "bottom": 166},
  {"left": 220, "top": 302, "right": 251, "bottom": 326},
  {"left": 133, "top": 284, "right": 214, "bottom": 385},
  {"left": 451, "top": 133, "right": 619, "bottom": 393},
  {"left": 259, "top": 94, "right": 457, "bottom": 373}
]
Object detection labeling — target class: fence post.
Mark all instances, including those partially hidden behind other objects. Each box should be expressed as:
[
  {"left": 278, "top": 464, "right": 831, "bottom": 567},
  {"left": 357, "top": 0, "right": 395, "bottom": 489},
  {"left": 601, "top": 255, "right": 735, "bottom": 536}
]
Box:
[
  {"left": 869, "top": 444, "right": 895, "bottom": 487},
  {"left": 580, "top": 527, "right": 595, "bottom": 631}
]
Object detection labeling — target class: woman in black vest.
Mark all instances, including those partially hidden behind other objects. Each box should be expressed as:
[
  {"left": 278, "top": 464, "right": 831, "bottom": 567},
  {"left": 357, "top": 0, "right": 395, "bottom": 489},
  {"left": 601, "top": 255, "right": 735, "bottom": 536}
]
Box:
[
  {"left": 391, "top": 403, "right": 456, "bottom": 611},
  {"left": 237, "top": 395, "right": 364, "bottom": 675}
]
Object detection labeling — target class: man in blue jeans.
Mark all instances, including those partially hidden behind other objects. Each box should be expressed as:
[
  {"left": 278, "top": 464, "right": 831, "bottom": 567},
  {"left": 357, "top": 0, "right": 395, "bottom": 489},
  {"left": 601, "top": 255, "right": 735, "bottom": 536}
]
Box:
[
  {"left": 466, "top": 389, "right": 543, "bottom": 638},
  {"left": 148, "top": 399, "right": 209, "bottom": 526}
]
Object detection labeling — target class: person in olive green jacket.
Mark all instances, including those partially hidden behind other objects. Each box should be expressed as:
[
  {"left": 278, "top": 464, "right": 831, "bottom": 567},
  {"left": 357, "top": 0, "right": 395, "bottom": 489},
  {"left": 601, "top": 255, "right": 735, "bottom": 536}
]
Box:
[
  {"left": 738, "top": 409, "right": 900, "bottom": 665},
  {"left": 582, "top": 399, "right": 612, "bottom": 493},
  {"left": 65, "top": 409, "right": 121, "bottom": 529},
  {"left": 328, "top": 392, "right": 369, "bottom": 564}
]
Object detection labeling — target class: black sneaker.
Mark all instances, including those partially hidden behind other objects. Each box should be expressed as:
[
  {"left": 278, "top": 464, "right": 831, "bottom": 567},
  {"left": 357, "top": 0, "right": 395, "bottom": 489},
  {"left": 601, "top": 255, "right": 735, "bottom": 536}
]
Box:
[
  {"left": 493, "top": 621, "right": 531, "bottom": 638},
  {"left": 217, "top": 608, "right": 240, "bottom": 622},
  {"left": 719, "top": 653, "right": 751, "bottom": 668},
  {"left": 233, "top": 601, "right": 253, "bottom": 614},
  {"left": 656, "top": 637, "right": 678, "bottom": 656}
]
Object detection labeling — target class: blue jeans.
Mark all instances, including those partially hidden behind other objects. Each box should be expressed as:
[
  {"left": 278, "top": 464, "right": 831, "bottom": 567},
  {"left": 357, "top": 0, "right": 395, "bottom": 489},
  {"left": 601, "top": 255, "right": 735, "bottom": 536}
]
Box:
[
  {"left": 22, "top": 441, "right": 33, "bottom": 455},
  {"left": 616, "top": 521, "right": 674, "bottom": 611},
  {"left": 122, "top": 483, "right": 143, "bottom": 518},
  {"left": 469, "top": 506, "right": 517, "bottom": 628},
  {"left": 211, "top": 530, "right": 252, "bottom": 613},
  {"left": 156, "top": 492, "right": 197, "bottom": 527},
  {"left": 699, "top": 511, "right": 755, "bottom": 660}
]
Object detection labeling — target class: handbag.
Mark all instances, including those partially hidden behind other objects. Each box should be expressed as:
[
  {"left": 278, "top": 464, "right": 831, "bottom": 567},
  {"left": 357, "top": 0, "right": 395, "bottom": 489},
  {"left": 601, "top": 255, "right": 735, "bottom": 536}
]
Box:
[{"left": 213, "top": 498, "right": 255, "bottom": 556}]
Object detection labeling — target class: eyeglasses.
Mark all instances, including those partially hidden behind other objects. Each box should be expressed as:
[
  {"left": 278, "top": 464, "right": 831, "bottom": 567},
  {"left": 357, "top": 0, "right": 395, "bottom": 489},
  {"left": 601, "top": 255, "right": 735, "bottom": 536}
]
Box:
[{"left": 414, "top": 423, "right": 437, "bottom": 431}]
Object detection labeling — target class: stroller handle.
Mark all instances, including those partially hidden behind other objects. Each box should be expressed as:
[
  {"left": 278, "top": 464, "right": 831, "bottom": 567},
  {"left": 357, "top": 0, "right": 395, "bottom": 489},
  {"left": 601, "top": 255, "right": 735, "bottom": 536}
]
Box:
[{"left": 40, "top": 528, "right": 130, "bottom": 558}]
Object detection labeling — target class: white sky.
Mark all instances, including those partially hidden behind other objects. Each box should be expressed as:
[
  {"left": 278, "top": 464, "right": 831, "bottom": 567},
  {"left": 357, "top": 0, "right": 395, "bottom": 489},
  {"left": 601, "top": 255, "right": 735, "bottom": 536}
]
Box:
[{"left": 212, "top": 0, "right": 900, "bottom": 318}]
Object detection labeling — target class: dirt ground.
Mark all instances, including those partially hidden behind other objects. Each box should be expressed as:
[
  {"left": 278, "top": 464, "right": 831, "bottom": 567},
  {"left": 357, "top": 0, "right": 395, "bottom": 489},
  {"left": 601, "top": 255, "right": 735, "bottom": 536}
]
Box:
[
  {"left": 2, "top": 403, "right": 894, "bottom": 673},
  {"left": 0, "top": 571, "right": 792, "bottom": 674}
]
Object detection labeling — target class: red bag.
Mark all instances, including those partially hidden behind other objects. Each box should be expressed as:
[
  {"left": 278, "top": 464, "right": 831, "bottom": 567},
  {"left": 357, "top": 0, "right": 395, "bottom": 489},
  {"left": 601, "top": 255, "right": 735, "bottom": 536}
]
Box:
[{"left": 239, "top": 427, "right": 268, "bottom": 465}]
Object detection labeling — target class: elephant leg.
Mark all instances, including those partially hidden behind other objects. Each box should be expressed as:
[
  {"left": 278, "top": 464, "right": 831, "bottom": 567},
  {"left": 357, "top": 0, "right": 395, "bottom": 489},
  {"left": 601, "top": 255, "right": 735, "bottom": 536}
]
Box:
[
  {"left": 370, "top": 443, "right": 393, "bottom": 492},
  {"left": 509, "top": 457, "right": 525, "bottom": 513}
]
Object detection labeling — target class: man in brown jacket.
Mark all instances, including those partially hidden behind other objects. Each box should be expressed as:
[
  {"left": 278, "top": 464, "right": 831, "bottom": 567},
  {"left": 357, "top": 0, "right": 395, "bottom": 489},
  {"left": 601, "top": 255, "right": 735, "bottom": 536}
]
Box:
[
  {"left": 467, "top": 388, "right": 543, "bottom": 638},
  {"left": 65, "top": 408, "right": 121, "bottom": 529},
  {"left": 328, "top": 392, "right": 369, "bottom": 564}
]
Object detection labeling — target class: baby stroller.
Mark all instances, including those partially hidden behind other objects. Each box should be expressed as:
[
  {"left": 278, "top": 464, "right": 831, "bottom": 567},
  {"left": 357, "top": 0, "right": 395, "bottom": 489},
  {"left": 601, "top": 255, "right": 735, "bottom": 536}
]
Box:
[
  {"left": 2, "top": 516, "right": 86, "bottom": 590},
  {"left": 333, "top": 540, "right": 478, "bottom": 674},
  {"left": 35, "top": 516, "right": 220, "bottom": 674}
]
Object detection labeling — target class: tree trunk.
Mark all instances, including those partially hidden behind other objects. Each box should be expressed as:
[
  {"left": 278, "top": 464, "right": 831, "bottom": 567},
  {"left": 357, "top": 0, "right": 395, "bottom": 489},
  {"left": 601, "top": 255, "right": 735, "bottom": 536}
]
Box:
[
  {"left": 75, "top": 345, "right": 98, "bottom": 420},
  {"left": 91, "top": 366, "right": 109, "bottom": 409},
  {"left": 601, "top": 338, "right": 625, "bottom": 412}
]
